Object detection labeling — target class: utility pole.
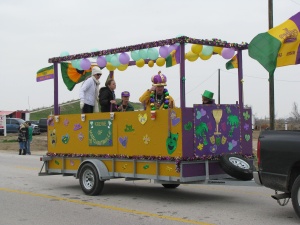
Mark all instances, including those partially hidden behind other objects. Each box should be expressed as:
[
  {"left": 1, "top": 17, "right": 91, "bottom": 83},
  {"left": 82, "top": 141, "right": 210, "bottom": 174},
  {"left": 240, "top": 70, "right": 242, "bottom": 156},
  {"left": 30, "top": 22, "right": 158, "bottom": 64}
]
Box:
[
  {"left": 269, "top": 0, "right": 275, "bottom": 130},
  {"left": 218, "top": 68, "right": 220, "bottom": 104}
]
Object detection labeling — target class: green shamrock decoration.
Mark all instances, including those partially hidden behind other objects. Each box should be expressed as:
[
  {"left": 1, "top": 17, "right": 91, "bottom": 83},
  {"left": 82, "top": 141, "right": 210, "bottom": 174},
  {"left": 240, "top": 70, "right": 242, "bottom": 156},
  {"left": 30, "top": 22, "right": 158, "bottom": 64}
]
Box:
[{"left": 243, "top": 111, "right": 250, "bottom": 120}]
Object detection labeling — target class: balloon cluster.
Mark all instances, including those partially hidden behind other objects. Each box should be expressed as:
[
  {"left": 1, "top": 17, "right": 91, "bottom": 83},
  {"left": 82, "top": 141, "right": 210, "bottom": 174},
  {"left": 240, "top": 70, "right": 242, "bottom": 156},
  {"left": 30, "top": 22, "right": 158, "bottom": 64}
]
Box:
[
  {"left": 185, "top": 44, "right": 236, "bottom": 62},
  {"left": 52, "top": 36, "right": 247, "bottom": 63}
]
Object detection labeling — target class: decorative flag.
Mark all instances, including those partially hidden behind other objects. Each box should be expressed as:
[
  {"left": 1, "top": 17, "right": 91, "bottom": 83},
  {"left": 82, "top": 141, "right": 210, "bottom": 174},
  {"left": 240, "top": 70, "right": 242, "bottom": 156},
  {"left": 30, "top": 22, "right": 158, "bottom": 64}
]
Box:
[
  {"left": 166, "top": 47, "right": 181, "bottom": 68},
  {"left": 61, "top": 62, "right": 92, "bottom": 91},
  {"left": 226, "top": 54, "right": 238, "bottom": 70},
  {"left": 36, "top": 65, "right": 54, "bottom": 82},
  {"left": 248, "top": 12, "right": 300, "bottom": 74}
]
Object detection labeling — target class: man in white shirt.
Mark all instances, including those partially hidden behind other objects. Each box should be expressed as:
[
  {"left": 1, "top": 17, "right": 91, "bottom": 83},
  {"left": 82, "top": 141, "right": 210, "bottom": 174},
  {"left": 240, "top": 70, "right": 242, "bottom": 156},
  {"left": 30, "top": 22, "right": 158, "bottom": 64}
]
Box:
[{"left": 79, "top": 66, "right": 102, "bottom": 113}]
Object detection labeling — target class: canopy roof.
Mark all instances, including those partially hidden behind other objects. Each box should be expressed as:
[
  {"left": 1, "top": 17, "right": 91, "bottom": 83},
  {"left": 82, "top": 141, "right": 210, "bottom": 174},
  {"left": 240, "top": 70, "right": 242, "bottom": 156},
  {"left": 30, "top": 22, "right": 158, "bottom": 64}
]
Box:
[{"left": 48, "top": 36, "right": 248, "bottom": 63}]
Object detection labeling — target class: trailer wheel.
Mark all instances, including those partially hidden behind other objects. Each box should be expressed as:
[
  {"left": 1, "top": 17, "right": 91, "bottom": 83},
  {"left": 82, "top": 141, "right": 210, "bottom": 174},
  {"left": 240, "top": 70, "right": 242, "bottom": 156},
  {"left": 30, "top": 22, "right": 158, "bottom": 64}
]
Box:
[
  {"left": 162, "top": 184, "right": 180, "bottom": 189},
  {"left": 219, "top": 154, "right": 253, "bottom": 181},
  {"left": 291, "top": 175, "right": 300, "bottom": 218},
  {"left": 79, "top": 163, "right": 104, "bottom": 196}
]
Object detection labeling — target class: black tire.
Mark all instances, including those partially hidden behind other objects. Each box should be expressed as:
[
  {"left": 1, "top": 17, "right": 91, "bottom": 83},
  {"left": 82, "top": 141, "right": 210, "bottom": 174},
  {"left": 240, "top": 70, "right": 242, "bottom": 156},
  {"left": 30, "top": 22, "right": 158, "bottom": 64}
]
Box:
[
  {"left": 219, "top": 154, "right": 253, "bottom": 181},
  {"left": 79, "top": 163, "right": 104, "bottom": 196},
  {"left": 162, "top": 184, "right": 180, "bottom": 189},
  {"left": 291, "top": 175, "right": 300, "bottom": 218}
]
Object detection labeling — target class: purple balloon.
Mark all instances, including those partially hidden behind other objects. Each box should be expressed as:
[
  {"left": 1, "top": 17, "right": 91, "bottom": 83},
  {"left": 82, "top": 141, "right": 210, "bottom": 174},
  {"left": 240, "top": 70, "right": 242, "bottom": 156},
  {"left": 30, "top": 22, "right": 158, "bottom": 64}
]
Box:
[
  {"left": 221, "top": 48, "right": 235, "bottom": 59},
  {"left": 97, "top": 56, "right": 107, "bottom": 67},
  {"left": 119, "top": 52, "right": 130, "bottom": 64},
  {"left": 159, "top": 46, "right": 169, "bottom": 58},
  {"left": 80, "top": 58, "right": 91, "bottom": 70},
  {"left": 168, "top": 44, "right": 178, "bottom": 54}
]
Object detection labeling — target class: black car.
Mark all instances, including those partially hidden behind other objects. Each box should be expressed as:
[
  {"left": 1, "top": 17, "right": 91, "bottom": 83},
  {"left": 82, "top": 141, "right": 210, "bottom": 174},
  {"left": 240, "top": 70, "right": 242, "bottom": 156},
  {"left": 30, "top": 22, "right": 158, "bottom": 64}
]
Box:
[{"left": 38, "top": 118, "right": 48, "bottom": 132}]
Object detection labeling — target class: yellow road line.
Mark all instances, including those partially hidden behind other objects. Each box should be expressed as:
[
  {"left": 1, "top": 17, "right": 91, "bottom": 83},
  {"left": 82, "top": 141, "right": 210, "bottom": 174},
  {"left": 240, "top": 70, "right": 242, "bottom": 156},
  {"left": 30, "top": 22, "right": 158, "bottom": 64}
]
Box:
[
  {"left": 15, "top": 166, "right": 39, "bottom": 171},
  {"left": 0, "top": 188, "right": 215, "bottom": 225}
]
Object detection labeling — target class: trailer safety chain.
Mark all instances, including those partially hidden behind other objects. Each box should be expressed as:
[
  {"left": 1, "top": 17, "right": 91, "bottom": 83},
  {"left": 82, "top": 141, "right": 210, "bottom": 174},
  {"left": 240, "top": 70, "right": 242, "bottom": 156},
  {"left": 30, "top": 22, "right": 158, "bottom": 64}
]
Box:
[{"left": 275, "top": 190, "right": 290, "bottom": 206}]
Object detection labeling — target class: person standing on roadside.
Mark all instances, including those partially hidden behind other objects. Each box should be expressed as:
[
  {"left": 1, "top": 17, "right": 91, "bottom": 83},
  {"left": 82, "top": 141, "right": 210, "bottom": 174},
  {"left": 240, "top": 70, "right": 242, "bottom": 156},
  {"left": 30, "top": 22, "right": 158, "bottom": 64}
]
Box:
[
  {"left": 18, "top": 123, "right": 27, "bottom": 155},
  {"left": 79, "top": 66, "right": 102, "bottom": 113},
  {"left": 26, "top": 122, "right": 33, "bottom": 155}
]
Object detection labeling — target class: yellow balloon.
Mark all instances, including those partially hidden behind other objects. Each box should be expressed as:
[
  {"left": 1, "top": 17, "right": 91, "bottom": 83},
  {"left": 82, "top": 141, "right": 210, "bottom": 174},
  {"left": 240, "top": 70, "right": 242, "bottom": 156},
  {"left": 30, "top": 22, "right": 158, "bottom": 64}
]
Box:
[
  {"left": 136, "top": 59, "right": 145, "bottom": 68},
  {"left": 117, "top": 64, "right": 128, "bottom": 71},
  {"left": 148, "top": 60, "right": 154, "bottom": 67},
  {"left": 199, "top": 52, "right": 212, "bottom": 60},
  {"left": 213, "top": 46, "right": 223, "bottom": 55},
  {"left": 186, "top": 51, "right": 198, "bottom": 62},
  {"left": 191, "top": 44, "right": 203, "bottom": 54},
  {"left": 156, "top": 57, "right": 165, "bottom": 67},
  {"left": 106, "top": 62, "right": 116, "bottom": 71}
]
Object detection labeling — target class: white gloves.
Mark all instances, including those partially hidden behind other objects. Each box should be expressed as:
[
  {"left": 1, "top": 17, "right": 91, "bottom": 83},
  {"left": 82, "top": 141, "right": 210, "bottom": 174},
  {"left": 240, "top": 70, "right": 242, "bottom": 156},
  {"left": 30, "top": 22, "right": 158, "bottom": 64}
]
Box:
[{"left": 80, "top": 101, "right": 84, "bottom": 109}]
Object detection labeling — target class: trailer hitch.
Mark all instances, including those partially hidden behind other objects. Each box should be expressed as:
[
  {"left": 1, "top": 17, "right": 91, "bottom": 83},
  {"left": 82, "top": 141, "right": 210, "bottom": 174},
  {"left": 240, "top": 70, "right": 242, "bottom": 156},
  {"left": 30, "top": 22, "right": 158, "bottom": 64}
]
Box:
[{"left": 271, "top": 190, "right": 290, "bottom": 206}]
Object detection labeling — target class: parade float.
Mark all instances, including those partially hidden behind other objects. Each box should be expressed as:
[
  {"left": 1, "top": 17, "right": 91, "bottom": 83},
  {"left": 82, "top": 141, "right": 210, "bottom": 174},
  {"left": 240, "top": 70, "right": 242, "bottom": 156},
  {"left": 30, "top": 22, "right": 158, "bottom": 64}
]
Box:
[{"left": 39, "top": 36, "right": 254, "bottom": 195}]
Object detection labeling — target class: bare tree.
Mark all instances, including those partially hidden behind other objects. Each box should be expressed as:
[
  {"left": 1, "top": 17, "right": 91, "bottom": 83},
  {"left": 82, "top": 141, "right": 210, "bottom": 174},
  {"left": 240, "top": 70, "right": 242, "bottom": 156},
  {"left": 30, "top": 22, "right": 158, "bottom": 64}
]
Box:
[{"left": 290, "top": 102, "right": 300, "bottom": 121}]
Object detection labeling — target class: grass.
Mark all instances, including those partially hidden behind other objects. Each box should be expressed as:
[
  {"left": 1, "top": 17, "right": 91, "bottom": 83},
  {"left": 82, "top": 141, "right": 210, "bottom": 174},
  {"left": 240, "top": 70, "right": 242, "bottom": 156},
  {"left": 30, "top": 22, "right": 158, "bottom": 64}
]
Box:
[
  {"left": 2, "top": 139, "right": 18, "bottom": 143},
  {"left": 30, "top": 99, "right": 143, "bottom": 120}
]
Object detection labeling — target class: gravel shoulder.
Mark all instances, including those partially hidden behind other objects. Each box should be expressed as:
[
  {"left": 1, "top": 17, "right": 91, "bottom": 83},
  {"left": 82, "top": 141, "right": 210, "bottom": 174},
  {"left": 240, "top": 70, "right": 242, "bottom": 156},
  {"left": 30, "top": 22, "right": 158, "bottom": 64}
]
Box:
[{"left": 0, "top": 132, "right": 47, "bottom": 155}]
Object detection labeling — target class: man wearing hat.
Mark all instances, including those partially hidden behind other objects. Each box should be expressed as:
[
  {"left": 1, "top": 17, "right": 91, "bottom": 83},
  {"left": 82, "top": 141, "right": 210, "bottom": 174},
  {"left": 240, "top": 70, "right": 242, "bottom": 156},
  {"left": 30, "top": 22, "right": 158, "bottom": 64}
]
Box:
[
  {"left": 202, "top": 90, "right": 214, "bottom": 104},
  {"left": 117, "top": 91, "right": 134, "bottom": 112},
  {"left": 139, "top": 71, "right": 175, "bottom": 110},
  {"left": 79, "top": 66, "right": 102, "bottom": 113}
]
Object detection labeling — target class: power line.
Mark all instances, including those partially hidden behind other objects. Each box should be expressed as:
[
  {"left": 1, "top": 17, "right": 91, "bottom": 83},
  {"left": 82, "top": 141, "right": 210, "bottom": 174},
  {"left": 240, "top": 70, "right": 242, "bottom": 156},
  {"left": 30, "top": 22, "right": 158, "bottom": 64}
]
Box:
[{"left": 219, "top": 69, "right": 300, "bottom": 82}]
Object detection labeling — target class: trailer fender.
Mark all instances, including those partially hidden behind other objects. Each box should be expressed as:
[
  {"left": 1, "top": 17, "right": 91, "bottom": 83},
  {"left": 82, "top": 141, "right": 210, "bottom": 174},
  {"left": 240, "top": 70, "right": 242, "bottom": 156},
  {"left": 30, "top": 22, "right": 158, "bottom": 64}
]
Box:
[{"left": 76, "top": 159, "right": 110, "bottom": 180}]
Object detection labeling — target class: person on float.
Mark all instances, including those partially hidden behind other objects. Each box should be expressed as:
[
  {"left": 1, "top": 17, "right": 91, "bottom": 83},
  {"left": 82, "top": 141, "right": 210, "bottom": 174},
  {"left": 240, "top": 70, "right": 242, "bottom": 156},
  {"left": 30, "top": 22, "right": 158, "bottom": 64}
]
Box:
[
  {"left": 139, "top": 71, "right": 175, "bottom": 110},
  {"left": 79, "top": 66, "right": 102, "bottom": 113},
  {"left": 99, "top": 78, "right": 117, "bottom": 112},
  {"left": 202, "top": 90, "right": 215, "bottom": 105},
  {"left": 117, "top": 91, "right": 134, "bottom": 112}
]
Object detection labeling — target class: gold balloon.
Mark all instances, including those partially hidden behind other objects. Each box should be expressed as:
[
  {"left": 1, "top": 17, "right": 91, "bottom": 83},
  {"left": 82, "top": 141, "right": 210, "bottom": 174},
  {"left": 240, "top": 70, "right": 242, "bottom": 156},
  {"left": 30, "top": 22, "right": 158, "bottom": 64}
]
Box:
[
  {"left": 117, "top": 64, "right": 128, "bottom": 71},
  {"left": 156, "top": 57, "right": 165, "bottom": 67},
  {"left": 191, "top": 44, "right": 203, "bottom": 54},
  {"left": 186, "top": 51, "right": 198, "bottom": 62},
  {"left": 213, "top": 46, "right": 223, "bottom": 55},
  {"left": 148, "top": 60, "right": 154, "bottom": 67},
  {"left": 106, "top": 62, "right": 116, "bottom": 71},
  {"left": 136, "top": 59, "right": 145, "bottom": 68},
  {"left": 199, "top": 52, "right": 212, "bottom": 60}
]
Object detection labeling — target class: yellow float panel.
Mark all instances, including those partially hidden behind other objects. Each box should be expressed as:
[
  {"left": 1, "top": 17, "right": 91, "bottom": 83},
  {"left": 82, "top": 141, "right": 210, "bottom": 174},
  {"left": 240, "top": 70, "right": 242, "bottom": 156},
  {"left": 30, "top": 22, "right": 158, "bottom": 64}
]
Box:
[
  {"left": 136, "top": 161, "right": 157, "bottom": 175},
  {"left": 102, "top": 160, "right": 113, "bottom": 172},
  {"left": 64, "top": 158, "right": 81, "bottom": 170},
  {"left": 48, "top": 158, "right": 63, "bottom": 170},
  {"left": 115, "top": 161, "right": 134, "bottom": 173},
  {"left": 47, "top": 108, "right": 183, "bottom": 158},
  {"left": 159, "top": 163, "right": 179, "bottom": 177}
]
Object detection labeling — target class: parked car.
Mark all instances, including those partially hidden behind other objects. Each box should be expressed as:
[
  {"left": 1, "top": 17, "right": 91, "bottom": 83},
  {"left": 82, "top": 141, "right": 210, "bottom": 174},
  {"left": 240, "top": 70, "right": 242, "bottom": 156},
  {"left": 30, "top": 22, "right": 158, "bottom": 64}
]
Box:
[
  {"left": 0, "top": 118, "right": 41, "bottom": 135},
  {"left": 38, "top": 118, "right": 48, "bottom": 132},
  {"left": 25, "top": 121, "right": 41, "bottom": 135},
  {"left": 0, "top": 118, "right": 25, "bottom": 135}
]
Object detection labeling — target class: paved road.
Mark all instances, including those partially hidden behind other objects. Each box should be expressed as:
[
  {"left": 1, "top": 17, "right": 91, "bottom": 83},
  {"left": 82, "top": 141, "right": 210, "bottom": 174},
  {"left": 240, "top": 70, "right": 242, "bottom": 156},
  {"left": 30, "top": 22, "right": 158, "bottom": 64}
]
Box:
[{"left": 0, "top": 153, "right": 298, "bottom": 225}]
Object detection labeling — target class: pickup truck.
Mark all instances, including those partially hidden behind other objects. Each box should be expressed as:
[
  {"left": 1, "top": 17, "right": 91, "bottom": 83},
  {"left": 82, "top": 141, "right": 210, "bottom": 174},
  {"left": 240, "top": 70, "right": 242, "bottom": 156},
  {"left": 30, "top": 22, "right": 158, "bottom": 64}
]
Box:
[{"left": 254, "top": 130, "right": 300, "bottom": 219}]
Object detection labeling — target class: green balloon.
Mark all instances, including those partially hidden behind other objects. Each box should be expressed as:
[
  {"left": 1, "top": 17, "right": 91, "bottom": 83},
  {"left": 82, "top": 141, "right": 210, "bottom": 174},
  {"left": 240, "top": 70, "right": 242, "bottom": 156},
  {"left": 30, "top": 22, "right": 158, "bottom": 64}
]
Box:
[
  {"left": 148, "top": 48, "right": 159, "bottom": 60},
  {"left": 131, "top": 50, "right": 141, "bottom": 61},
  {"left": 139, "top": 49, "right": 148, "bottom": 59}
]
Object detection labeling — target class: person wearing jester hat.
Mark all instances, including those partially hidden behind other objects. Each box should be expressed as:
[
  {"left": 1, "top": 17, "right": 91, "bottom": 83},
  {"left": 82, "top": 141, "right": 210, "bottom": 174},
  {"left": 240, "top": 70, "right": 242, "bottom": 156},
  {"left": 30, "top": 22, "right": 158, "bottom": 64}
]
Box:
[{"left": 139, "top": 71, "right": 175, "bottom": 110}]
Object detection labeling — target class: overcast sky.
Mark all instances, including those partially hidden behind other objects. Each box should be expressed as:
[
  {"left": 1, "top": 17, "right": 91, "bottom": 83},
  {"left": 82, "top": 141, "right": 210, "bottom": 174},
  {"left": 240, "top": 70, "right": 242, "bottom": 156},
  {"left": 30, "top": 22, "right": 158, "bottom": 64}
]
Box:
[{"left": 1, "top": 0, "right": 300, "bottom": 119}]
